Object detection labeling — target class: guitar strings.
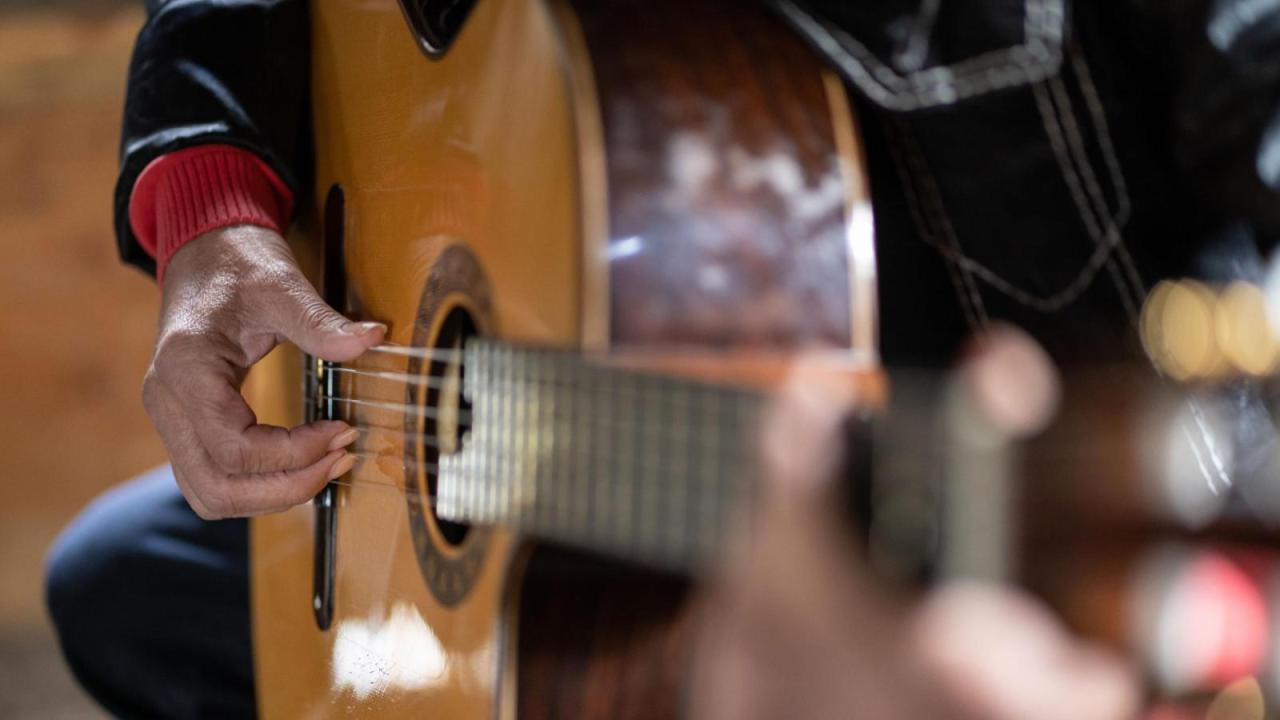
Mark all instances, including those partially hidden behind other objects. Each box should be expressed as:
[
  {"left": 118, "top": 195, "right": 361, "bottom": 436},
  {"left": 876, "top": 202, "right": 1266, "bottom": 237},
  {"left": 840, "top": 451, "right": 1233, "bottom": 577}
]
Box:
[
  {"left": 337, "top": 403, "right": 1091, "bottom": 476},
  {"left": 327, "top": 366, "right": 448, "bottom": 389},
  {"left": 363, "top": 344, "right": 465, "bottom": 361},
  {"left": 319, "top": 394, "right": 472, "bottom": 423},
  {"left": 352, "top": 424, "right": 447, "bottom": 449},
  {"left": 309, "top": 350, "right": 1048, "bottom": 462}
]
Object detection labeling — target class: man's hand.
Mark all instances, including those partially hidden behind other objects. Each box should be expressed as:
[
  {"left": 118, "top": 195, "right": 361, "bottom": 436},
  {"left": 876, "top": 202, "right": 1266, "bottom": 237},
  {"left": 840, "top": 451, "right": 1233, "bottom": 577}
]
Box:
[
  {"left": 143, "top": 225, "right": 385, "bottom": 519},
  {"left": 692, "top": 333, "right": 1139, "bottom": 720}
]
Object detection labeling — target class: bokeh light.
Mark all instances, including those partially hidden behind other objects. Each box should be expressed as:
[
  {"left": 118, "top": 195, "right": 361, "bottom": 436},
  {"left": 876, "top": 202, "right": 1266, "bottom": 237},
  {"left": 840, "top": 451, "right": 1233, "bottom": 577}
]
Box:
[
  {"left": 1216, "top": 282, "right": 1278, "bottom": 376},
  {"left": 1142, "top": 279, "right": 1280, "bottom": 380}
]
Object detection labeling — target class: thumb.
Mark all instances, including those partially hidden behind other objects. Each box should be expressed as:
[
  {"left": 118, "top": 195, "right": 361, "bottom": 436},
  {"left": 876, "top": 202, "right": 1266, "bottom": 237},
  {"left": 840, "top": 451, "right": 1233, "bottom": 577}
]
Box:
[{"left": 271, "top": 278, "right": 386, "bottom": 362}]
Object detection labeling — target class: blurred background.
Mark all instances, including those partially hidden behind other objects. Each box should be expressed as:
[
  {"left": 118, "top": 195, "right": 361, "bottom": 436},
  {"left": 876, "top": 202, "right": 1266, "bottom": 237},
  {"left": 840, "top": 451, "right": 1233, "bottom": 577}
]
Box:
[
  {"left": 0, "top": 0, "right": 160, "bottom": 715},
  {"left": 4, "top": 1, "right": 1280, "bottom": 718}
]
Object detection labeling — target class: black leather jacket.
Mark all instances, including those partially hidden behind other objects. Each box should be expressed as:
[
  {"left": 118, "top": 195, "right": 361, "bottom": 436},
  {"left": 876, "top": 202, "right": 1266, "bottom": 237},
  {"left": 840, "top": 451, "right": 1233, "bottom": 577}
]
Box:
[{"left": 115, "top": 0, "right": 1280, "bottom": 363}]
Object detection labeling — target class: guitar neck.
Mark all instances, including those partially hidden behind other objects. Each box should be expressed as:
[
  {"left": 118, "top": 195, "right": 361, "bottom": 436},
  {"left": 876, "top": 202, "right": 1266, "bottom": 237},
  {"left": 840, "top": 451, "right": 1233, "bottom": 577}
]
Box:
[{"left": 436, "top": 340, "right": 768, "bottom": 573}]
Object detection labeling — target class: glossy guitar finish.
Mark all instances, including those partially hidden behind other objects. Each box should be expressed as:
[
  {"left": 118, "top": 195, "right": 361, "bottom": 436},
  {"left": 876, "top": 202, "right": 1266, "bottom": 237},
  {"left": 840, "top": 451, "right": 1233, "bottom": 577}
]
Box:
[{"left": 246, "top": 0, "right": 878, "bottom": 716}]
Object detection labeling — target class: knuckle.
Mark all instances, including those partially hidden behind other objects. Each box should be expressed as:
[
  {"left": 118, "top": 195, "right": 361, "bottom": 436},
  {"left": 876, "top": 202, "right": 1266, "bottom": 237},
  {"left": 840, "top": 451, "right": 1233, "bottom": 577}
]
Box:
[
  {"left": 250, "top": 428, "right": 298, "bottom": 473},
  {"left": 183, "top": 475, "right": 227, "bottom": 520},
  {"left": 141, "top": 369, "right": 161, "bottom": 409},
  {"left": 210, "top": 439, "right": 249, "bottom": 473},
  {"left": 152, "top": 330, "right": 207, "bottom": 384},
  {"left": 244, "top": 259, "right": 297, "bottom": 292},
  {"left": 273, "top": 475, "right": 317, "bottom": 510},
  {"left": 297, "top": 296, "right": 341, "bottom": 332}
]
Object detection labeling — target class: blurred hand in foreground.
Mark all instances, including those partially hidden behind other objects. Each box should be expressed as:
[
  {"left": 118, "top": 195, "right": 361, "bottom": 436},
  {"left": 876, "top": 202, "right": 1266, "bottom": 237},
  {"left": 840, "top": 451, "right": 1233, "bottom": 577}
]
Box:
[
  {"left": 144, "top": 225, "right": 385, "bottom": 519},
  {"left": 692, "top": 328, "right": 1139, "bottom": 720}
]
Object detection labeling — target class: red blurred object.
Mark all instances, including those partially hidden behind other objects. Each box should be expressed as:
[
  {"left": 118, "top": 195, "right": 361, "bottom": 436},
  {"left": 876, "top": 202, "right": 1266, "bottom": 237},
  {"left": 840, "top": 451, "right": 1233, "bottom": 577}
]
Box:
[{"left": 1178, "top": 552, "right": 1268, "bottom": 688}]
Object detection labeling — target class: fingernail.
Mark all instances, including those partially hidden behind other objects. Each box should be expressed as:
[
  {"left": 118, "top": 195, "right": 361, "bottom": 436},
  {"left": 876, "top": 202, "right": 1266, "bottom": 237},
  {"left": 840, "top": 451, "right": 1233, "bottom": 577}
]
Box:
[
  {"left": 356, "top": 322, "right": 387, "bottom": 336},
  {"left": 328, "top": 453, "right": 356, "bottom": 480},
  {"left": 326, "top": 427, "right": 359, "bottom": 452}
]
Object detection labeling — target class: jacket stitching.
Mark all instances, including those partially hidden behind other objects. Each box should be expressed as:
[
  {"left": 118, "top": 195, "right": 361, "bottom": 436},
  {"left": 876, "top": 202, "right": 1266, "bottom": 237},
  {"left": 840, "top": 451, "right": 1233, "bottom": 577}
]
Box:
[
  {"left": 1070, "top": 45, "right": 1148, "bottom": 309},
  {"left": 1046, "top": 67, "right": 1142, "bottom": 323},
  {"left": 776, "top": 0, "right": 1065, "bottom": 111},
  {"left": 889, "top": 119, "right": 993, "bottom": 326},
  {"left": 883, "top": 51, "right": 1139, "bottom": 314},
  {"left": 882, "top": 117, "right": 988, "bottom": 329},
  {"left": 1032, "top": 46, "right": 1147, "bottom": 320}
]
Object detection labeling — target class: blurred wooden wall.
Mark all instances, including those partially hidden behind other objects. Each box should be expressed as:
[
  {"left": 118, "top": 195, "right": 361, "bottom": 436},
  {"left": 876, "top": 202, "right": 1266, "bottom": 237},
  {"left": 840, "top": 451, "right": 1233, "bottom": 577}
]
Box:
[{"left": 0, "top": 2, "right": 164, "bottom": 715}]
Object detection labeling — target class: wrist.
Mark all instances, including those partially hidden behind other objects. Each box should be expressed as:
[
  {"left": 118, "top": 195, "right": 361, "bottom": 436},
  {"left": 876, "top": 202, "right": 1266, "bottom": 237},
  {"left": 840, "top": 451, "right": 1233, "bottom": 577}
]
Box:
[
  {"left": 161, "top": 224, "right": 296, "bottom": 295},
  {"left": 129, "top": 145, "right": 294, "bottom": 282}
]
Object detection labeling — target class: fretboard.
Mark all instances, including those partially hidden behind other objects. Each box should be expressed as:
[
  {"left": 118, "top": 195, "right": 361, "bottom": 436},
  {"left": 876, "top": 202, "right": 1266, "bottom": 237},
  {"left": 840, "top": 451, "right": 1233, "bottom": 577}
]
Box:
[{"left": 436, "top": 340, "right": 766, "bottom": 572}]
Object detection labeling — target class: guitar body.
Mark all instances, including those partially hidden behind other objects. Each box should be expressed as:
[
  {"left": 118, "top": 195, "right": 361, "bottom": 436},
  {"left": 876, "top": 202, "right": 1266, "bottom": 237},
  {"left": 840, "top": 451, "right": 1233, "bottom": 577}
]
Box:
[{"left": 247, "top": 0, "right": 877, "bottom": 717}]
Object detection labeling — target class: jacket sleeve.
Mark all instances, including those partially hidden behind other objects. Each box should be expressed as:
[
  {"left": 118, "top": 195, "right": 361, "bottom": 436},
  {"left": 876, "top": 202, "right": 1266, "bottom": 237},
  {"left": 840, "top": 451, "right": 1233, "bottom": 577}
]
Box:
[
  {"left": 114, "top": 0, "right": 311, "bottom": 275},
  {"left": 1168, "top": 0, "right": 1280, "bottom": 248}
]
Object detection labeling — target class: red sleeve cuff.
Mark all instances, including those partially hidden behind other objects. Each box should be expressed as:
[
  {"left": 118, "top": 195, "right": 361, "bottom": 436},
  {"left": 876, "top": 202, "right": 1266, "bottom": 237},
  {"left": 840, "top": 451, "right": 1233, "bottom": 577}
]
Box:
[{"left": 128, "top": 144, "right": 295, "bottom": 282}]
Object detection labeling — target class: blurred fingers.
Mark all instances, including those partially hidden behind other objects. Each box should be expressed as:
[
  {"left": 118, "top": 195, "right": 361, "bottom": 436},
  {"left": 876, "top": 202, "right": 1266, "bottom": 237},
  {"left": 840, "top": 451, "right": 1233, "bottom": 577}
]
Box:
[
  {"left": 913, "top": 582, "right": 1140, "bottom": 720},
  {"left": 958, "top": 324, "right": 1061, "bottom": 439}
]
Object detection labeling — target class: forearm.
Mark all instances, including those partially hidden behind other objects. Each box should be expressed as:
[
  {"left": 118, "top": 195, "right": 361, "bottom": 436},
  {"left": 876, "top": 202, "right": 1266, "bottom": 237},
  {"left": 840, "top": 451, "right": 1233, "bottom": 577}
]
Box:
[{"left": 114, "top": 0, "right": 311, "bottom": 276}]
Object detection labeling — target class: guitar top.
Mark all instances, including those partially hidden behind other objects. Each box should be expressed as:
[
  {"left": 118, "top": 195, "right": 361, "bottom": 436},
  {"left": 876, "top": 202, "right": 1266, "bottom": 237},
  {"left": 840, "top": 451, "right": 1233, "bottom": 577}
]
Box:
[{"left": 246, "top": 0, "right": 879, "bottom": 717}]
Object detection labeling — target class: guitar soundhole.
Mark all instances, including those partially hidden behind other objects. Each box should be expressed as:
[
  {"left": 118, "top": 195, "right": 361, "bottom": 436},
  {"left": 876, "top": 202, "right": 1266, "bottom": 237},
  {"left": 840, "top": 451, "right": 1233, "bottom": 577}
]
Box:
[{"left": 425, "top": 306, "right": 476, "bottom": 546}]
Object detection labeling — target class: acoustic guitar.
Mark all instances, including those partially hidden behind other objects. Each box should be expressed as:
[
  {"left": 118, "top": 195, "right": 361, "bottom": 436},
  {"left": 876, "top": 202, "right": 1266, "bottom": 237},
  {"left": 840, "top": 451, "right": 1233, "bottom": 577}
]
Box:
[{"left": 244, "top": 0, "right": 883, "bottom": 716}]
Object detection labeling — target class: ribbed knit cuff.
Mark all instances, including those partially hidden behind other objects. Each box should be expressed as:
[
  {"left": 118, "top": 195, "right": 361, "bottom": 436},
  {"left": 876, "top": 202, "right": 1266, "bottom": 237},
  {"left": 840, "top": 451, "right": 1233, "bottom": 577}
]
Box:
[{"left": 128, "top": 144, "right": 294, "bottom": 282}]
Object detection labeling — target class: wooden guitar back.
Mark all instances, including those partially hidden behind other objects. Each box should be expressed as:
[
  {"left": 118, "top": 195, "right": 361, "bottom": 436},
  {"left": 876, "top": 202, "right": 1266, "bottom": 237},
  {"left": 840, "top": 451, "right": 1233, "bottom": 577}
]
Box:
[{"left": 246, "top": 1, "right": 875, "bottom": 717}]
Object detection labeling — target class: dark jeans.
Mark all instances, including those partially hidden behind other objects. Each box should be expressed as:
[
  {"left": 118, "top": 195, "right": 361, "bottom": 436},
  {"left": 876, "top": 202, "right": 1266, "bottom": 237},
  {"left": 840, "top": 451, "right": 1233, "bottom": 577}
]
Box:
[{"left": 44, "top": 466, "right": 255, "bottom": 718}]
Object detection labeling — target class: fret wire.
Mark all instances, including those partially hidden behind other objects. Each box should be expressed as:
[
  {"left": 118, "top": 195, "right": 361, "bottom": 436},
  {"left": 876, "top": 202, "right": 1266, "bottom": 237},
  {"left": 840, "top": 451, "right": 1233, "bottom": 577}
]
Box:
[
  {"left": 571, "top": 358, "right": 587, "bottom": 543},
  {"left": 466, "top": 343, "right": 484, "bottom": 523},
  {"left": 544, "top": 352, "right": 559, "bottom": 535},
  {"left": 499, "top": 346, "right": 513, "bottom": 525},
  {"left": 671, "top": 381, "right": 690, "bottom": 562},
  {"left": 579, "top": 358, "right": 595, "bottom": 543},
  {"left": 628, "top": 374, "right": 647, "bottom": 557},
  {"left": 641, "top": 371, "right": 659, "bottom": 559},
  {"left": 665, "top": 376, "right": 683, "bottom": 561},
  {"left": 513, "top": 344, "right": 530, "bottom": 526},
  {"left": 491, "top": 344, "right": 504, "bottom": 525},
  {"left": 632, "top": 371, "right": 649, "bottom": 557},
  {"left": 496, "top": 343, "right": 512, "bottom": 524},
  {"left": 563, "top": 356, "right": 578, "bottom": 535},
  {"left": 485, "top": 343, "right": 498, "bottom": 525},
  {"left": 650, "top": 371, "right": 666, "bottom": 557},
  {"left": 542, "top": 351, "right": 558, "bottom": 536},
  {"left": 588, "top": 362, "right": 601, "bottom": 546},
  {"left": 462, "top": 342, "right": 484, "bottom": 522},
  {"left": 522, "top": 351, "right": 537, "bottom": 530},
  {"left": 505, "top": 343, "right": 517, "bottom": 525},
  {"left": 480, "top": 344, "right": 496, "bottom": 523},
  {"left": 702, "top": 377, "right": 722, "bottom": 556},
  {"left": 609, "top": 363, "right": 629, "bottom": 548},
  {"left": 733, "top": 391, "right": 758, "bottom": 517},
  {"left": 458, "top": 341, "right": 475, "bottom": 522}
]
